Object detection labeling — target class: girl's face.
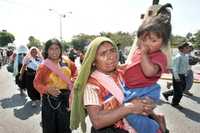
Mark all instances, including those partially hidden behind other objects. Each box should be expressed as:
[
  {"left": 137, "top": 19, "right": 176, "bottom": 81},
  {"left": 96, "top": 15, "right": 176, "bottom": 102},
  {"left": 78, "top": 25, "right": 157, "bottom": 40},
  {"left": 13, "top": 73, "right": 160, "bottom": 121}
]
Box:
[
  {"left": 94, "top": 42, "right": 118, "bottom": 74},
  {"left": 47, "top": 44, "right": 61, "bottom": 61},
  {"left": 30, "top": 48, "right": 37, "bottom": 58},
  {"left": 140, "top": 32, "right": 163, "bottom": 53}
]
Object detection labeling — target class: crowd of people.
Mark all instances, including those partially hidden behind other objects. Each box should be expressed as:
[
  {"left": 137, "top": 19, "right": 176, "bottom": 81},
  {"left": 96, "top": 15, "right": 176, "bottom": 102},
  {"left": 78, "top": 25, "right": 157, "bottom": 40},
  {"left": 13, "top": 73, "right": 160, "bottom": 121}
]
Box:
[
  {"left": 0, "top": 47, "right": 14, "bottom": 69},
  {"left": 3, "top": 36, "right": 199, "bottom": 133}
]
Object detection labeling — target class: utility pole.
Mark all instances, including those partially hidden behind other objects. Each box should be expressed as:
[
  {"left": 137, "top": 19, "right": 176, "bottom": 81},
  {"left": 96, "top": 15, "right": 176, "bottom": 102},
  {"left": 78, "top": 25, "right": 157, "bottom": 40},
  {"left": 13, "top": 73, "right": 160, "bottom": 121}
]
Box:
[{"left": 49, "top": 9, "right": 72, "bottom": 41}]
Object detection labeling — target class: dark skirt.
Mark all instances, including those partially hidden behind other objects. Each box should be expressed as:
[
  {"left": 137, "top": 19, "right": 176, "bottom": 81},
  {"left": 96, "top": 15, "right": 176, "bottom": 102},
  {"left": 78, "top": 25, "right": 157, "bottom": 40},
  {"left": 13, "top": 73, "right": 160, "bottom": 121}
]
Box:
[
  {"left": 25, "top": 68, "right": 40, "bottom": 101},
  {"left": 15, "top": 64, "right": 26, "bottom": 90},
  {"left": 42, "top": 90, "right": 71, "bottom": 133}
]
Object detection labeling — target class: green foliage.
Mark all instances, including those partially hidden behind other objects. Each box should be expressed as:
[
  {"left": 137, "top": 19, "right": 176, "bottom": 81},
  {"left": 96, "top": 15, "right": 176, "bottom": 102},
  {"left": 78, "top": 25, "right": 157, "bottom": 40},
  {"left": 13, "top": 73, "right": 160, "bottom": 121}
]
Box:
[
  {"left": 193, "top": 30, "right": 200, "bottom": 49},
  {"left": 27, "top": 36, "right": 42, "bottom": 49},
  {"left": 100, "top": 31, "right": 135, "bottom": 47},
  {"left": 171, "top": 35, "right": 185, "bottom": 47},
  {"left": 71, "top": 39, "right": 87, "bottom": 52},
  {"left": 74, "top": 33, "right": 96, "bottom": 41},
  {"left": 71, "top": 34, "right": 96, "bottom": 52},
  {"left": 68, "top": 32, "right": 135, "bottom": 52},
  {"left": 170, "top": 30, "right": 200, "bottom": 49},
  {"left": 0, "top": 31, "right": 15, "bottom": 47}
]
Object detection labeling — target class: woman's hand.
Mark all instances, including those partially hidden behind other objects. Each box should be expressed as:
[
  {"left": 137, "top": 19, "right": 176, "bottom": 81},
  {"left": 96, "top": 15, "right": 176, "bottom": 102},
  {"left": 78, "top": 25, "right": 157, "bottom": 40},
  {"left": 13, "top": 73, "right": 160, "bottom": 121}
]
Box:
[
  {"left": 125, "top": 97, "right": 156, "bottom": 116},
  {"left": 47, "top": 87, "right": 61, "bottom": 97},
  {"left": 18, "top": 74, "right": 23, "bottom": 81},
  {"left": 141, "top": 97, "right": 156, "bottom": 115}
]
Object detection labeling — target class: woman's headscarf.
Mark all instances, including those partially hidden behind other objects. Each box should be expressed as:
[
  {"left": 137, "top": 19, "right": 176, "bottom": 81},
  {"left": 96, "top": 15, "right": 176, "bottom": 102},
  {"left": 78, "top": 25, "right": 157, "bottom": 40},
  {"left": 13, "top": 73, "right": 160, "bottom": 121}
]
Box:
[
  {"left": 22, "top": 46, "right": 43, "bottom": 65},
  {"left": 70, "top": 36, "right": 117, "bottom": 132},
  {"left": 13, "top": 45, "right": 28, "bottom": 76}
]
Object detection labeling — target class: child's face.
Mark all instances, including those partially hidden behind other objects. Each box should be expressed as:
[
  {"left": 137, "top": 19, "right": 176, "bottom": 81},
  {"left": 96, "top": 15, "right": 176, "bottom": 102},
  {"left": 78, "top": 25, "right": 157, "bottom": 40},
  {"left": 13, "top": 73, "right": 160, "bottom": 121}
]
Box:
[{"left": 140, "top": 32, "right": 163, "bottom": 53}]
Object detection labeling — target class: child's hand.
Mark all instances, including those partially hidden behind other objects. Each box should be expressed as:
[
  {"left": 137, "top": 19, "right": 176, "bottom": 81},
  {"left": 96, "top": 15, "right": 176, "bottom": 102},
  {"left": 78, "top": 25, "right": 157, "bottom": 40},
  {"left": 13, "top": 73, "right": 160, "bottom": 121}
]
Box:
[
  {"left": 117, "top": 64, "right": 128, "bottom": 70},
  {"left": 140, "top": 39, "right": 150, "bottom": 54}
]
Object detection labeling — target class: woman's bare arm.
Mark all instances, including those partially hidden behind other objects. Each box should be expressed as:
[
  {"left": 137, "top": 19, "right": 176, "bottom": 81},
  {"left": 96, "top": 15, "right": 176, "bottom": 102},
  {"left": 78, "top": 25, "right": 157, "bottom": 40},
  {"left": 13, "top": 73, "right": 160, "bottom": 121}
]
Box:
[{"left": 86, "top": 98, "right": 154, "bottom": 129}]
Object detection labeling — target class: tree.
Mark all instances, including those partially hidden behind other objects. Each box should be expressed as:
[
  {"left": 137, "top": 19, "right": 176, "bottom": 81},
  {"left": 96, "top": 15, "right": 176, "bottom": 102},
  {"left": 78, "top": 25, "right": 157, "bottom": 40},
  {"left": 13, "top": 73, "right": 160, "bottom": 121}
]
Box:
[
  {"left": 193, "top": 30, "right": 200, "bottom": 49},
  {"left": 71, "top": 34, "right": 96, "bottom": 52},
  {"left": 171, "top": 35, "right": 185, "bottom": 47},
  {"left": 100, "top": 31, "right": 135, "bottom": 48},
  {"left": 70, "top": 39, "right": 87, "bottom": 52},
  {"left": 0, "top": 30, "right": 15, "bottom": 47},
  {"left": 61, "top": 40, "right": 72, "bottom": 52},
  {"left": 27, "top": 36, "right": 42, "bottom": 49}
]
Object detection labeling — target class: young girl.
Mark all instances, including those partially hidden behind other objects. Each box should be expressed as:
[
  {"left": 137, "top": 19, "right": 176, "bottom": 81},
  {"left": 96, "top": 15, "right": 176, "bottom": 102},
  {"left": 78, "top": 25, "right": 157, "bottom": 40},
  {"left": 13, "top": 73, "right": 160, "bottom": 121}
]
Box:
[
  {"left": 34, "top": 39, "right": 76, "bottom": 133},
  {"left": 120, "top": 16, "right": 171, "bottom": 133}
]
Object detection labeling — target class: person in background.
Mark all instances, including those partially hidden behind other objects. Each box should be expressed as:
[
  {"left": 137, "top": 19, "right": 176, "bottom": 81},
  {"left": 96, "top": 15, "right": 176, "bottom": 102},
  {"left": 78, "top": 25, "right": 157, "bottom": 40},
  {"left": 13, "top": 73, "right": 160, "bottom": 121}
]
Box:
[
  {"left": 70, "top": 36, "right": 157, "bottom": 133},
  {"left": 117, "top": 43, "right": 126, "bottom": 64},
  {"left": 162, "top": 42, "right": 190, "bottom": 109},
  {"left": 68, "top": 48, "right": 78, "bottom": 62},
  {"left": 34, "top": 38, "right": 76, "bottom": 133},
  {"left": 77, "top": 49, "right": 85, "bottom": 64},
  {"left": 19, "top": 47, "right": 43, "bottom": 107},
  {"left": 184, "top": 43, "right": 199, "bottom": 96},
  {"left": 6, "top": 49, "right": 14, "bottom": 64},
  {"left": 0, "top": 48, "right": 3, "bottom": 68},
  {"left": 74, "top": 49, "right": 85, "bottom": 71},
  {"left": 165, "top": 43, "right": 200, "bottom": 92},
  {"left": 13, "top": 45, "right": 28, "bottom": 95}
]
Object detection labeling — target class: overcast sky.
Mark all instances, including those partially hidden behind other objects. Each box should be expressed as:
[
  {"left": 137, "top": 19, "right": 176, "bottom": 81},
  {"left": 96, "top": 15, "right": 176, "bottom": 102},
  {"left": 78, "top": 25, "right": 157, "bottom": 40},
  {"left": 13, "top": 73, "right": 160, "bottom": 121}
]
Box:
[{"left": 1, "top": 0, "right": 200, "bottom": 45}]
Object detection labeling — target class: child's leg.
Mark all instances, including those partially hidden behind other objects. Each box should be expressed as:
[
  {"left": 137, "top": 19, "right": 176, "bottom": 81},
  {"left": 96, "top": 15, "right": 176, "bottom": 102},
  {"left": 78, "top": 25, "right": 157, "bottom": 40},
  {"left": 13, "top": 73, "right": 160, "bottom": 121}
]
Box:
[
  {"left": 150, "top": 112, "right": 169, "bottom": 133},
  {"left": 123, "top": 84, "right": 161, "bottom": 103},
  {"left": 126, "top": 114, "right": 159, "bottom": 133},
  {"left": 122, "top": 84, "right": 161, "bottom": 133}
]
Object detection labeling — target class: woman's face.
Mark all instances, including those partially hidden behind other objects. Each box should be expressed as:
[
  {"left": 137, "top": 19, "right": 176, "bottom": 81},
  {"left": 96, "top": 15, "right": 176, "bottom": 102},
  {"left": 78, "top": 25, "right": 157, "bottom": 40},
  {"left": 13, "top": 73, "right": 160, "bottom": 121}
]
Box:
[
  {"left": 47, "top": 43, "right": 61, "bottom": 60},
  {"left": 30, "top": 48, "right": 37, "bottom": 58},
  {"left": 94, "top": 42, "right": 118, "bottom": 74}
]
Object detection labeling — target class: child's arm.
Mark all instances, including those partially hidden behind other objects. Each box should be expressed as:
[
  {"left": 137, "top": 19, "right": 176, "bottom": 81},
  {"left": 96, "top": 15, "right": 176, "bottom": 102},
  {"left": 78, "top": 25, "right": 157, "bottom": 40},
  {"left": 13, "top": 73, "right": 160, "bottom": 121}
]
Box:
[
  {"left": 141, "top": 52, "right": 160, "bottom": 77},
  {"left": 117, "top": 63, "right": 128, "bottom": 70},
  {"left": 140, "top": 41, "right": 160, "bottom": 77}
]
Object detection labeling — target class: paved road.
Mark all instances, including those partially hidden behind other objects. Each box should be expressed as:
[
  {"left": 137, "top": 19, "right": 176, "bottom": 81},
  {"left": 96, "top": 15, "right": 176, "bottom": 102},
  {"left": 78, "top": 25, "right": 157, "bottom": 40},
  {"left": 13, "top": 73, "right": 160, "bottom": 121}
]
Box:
[{"left": 0, "top": 65, "right": 200, "bottom": 133}]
